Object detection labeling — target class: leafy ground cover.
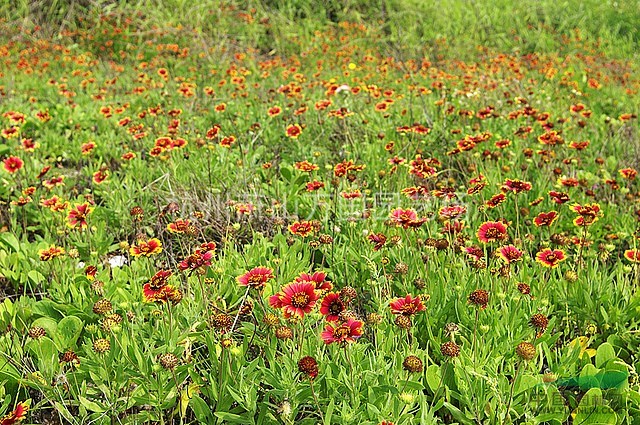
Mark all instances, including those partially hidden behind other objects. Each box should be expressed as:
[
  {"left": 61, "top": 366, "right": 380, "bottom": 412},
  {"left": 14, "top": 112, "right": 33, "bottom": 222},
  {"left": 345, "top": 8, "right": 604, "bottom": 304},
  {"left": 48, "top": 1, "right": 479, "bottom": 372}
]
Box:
[{"left": 0, "top": 1, "right": 639, "bottom": 424}]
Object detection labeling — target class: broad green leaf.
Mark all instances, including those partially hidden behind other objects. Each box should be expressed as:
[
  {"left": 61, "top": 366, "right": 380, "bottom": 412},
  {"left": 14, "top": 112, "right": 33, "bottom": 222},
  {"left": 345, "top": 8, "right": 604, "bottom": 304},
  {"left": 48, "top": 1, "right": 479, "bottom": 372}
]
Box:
[{"left": 54, "top": 316, "right": 84, "bottom": 349}]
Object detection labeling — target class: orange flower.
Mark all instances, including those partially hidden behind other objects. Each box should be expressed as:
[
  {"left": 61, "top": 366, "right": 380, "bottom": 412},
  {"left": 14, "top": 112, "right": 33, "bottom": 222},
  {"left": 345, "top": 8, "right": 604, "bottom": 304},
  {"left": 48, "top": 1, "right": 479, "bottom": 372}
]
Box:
[
  {"left": 619, "top": 168, "right": 638, "bottom": 180},
  {"left": 130, "top": 238, "right": 163, "bottom": 257},
  {"left": 285, "top": 124, "right": 302, "bottom": 139},
  {"left": 39, "top": 245, "right": 65, "bottom": 261},
  {"left": 167, "top": 218, "right": 191, "bottom": 233},
  {"left": 624, "top": 249, "right": 640, "bottom": 263},
  {"left": 289, "top": 220, "right": 316, "bottom": 237},
  {"left": 1, "top": 401, "right": 29, "bottom": 424},
  {"left": 294, "top": 161, "right": 319, "bottom": 172}
]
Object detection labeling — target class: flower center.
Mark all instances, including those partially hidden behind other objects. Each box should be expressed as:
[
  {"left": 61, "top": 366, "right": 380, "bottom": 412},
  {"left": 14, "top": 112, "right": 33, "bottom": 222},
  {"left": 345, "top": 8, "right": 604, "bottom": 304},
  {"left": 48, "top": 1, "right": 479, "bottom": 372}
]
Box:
[
  {"left": 329, "top": 300, "right": 344, "bottom": 315},
  {"left": 333, "top": 326, "right": 350, "bottom": 339},
  {"left": 485, "top": 228, "right": 501, "bottom": 239},
  {"left": 291, "top": 293, "right": 310, "bottom": 308}
]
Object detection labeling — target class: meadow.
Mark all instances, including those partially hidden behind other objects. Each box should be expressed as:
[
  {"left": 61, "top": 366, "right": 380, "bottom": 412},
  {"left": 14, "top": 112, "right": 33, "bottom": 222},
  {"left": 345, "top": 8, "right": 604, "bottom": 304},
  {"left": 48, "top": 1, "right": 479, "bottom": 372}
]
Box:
[{"left": 0, "top": 0, "right": 639, "bottom": 423}]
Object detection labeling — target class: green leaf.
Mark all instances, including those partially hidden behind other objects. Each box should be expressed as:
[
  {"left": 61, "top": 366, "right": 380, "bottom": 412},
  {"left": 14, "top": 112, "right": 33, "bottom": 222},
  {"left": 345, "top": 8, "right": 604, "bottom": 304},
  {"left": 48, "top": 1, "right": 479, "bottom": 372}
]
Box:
[
  {"left": 426, "top": 364, "right": 441, "bottom": 393},
  {"left": 214, "top": 412, "right": 251, "bottom": 424},
  {"left": 79, "top": 396, "right": 106, "bottom": 413},
  {"left": 324, "top": 398, "right": 334, "bottom": 425},
  {"left": 0, "top": 233, "right": 20, "bottom": 253},
  {"left": 54, "top": 316, "right": 84, "bottom": 349},
  {"left": 595, "top": 343, "right": 616, "bottom": 368}
]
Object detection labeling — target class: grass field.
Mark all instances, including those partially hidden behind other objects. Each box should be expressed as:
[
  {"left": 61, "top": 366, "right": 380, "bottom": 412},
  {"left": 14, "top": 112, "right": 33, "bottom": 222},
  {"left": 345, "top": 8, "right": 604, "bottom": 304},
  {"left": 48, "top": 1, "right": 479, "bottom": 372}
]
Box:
[{"left": 0, "top": 1, "right": 639, "bottom": 424}]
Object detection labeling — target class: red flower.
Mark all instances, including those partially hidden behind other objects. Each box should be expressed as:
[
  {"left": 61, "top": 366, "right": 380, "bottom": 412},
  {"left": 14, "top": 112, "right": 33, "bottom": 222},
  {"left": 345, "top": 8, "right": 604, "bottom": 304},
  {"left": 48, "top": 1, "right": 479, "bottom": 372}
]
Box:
[
  {"left": 319, "top": 292, "right": 345, "bottom": 322},
  {"left": 178, "top": 249, "right": 213, "bottom": 272},
  {"left": 130, "top": 238, "right": 163, "bottom": 257},
  {"left": 237, "top": 267, "right": 274, "bottom": 289},
  {"left": 624, "top": 249, "right": 640, "bottom": 263},
  {"left": 286, "top": 124, "right": 302, "bottom": 139},
  {"left": 438, "top": 205, "right": 466, "bottom": 220},
  {"left": 497, "top": 245, "right": 523, "bottom": 264},
  {"left": 464, "top": 246, "right": 484, "bottom": 262},
  {"left": 67, "top": 203, "right": 93, "bottom": 229},
  {"left": 321, "top": 318, "right": 364, "bottom": 345},
  {"left": 501, "top": 179, "right": 532, "bottom": 194},
  {"left": 389, "top": 294, "right": 427, "bottom": 316},
  {"left": 289, "top": 220, "right": 316, "bottom": 237},
  {"left": 533, "top": 211, "right": 558, "bottom": 227},
  {"left": 477, "top": 221, "right": 508, "bottom": 244},
  {"left": 368, "top": 233, "right": 387, "bottom": 251},
  {"left": 333, "top": 160, "right": 365, "bottom": 178},
  {"left": 535, "top": 248, "right": 566, "bottom": 268},
  {"left": 270, "top": 281, "right": 318, "bottom": 319},
  {"left": 1, "top": 401, "right": 29, "bottom": 425},
  {"left": 549, "top": 191, "right": 570, "bottom": 204},
  {"left": 306, "top": 180, "right": 325, "bottom": 192},
  {"left": 167, "top": 218, "right": 191, "bottom": 233},
  {"left": 143, "top": 283, "right": 182, "bottom": 304},
  {"left": 295, "top": 271, "right": 332, "bottom": 291},
  {"left": 92, "top": 169, "right": 109, "bottom": 184},
  {"left": 570, "top": 203, "right": 602, "bottom": 227},
  {"left": 485, "top": 193, "right": 506, "bottom": 208},
  {"left": 619, "top": 168, "right": 637, "bottom": 180},
  {"left": 389, "top": 208, "right": 426, "bottom": 229},
  {"left": 3, "top": 156, "right": 23, "bottom": 173}
]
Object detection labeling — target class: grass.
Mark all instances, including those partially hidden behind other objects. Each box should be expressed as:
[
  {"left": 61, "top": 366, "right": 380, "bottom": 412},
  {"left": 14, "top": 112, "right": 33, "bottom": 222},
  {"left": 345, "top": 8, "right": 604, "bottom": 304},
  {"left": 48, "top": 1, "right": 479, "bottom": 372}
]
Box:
[{"left": 0, "top": 0, "right": 639, "bottom": 424}]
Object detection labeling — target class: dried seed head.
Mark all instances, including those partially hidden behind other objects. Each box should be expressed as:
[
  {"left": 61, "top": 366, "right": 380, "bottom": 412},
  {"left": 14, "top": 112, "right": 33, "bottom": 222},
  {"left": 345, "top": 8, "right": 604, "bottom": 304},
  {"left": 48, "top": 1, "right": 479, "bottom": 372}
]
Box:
[
  {"left": 440, "top": 341, "right": 461, "bottom": 358},
  {"left": 394, "top": 315, "right": 412, "bottom": 330},
  {"left": 366, "top": 312, "right": 383, "bottom": 325},
  {"left": 468, "top": 289, "right": 489, "bottom": 309},
  {"left": 298, "top": 356, "right": 319, "bottom": 379},
  {"left": 28, "top": 326, "right": 46, "bottom": 339},
  {"left": 529, "top": 314, "right": 549, "bottom": 330},
  {"left": 443, "top": 322, "right": 459, "bottom": 337},
  {"left": 394, "top": 262, "right": 409, "bottom": 275},
  {"left": 340, "top": 286, "right": 357, "bottom": 302},
  {"left": 158, "top": 353, "right": 179, "bottom": 370},
  {"left": 413, "top": 278, "right": 426, "bottom": 290},
  {"left": 92, "top": 299, "right": 113, "bottom": 315},
  {"left": 275, "top": 326, "right": 293, "bottom": 340},
  {"left": 402, "top": 355, "right": 423, "bottom": 373},
  {"left": 210, "top": 313, "right": 233, "bottom": 333},
  {"left": 516, "top": 342, "right": 536, "bottom": 361},
  {"left": 517, "top": 282, "right": 531, "bottom": 296}
]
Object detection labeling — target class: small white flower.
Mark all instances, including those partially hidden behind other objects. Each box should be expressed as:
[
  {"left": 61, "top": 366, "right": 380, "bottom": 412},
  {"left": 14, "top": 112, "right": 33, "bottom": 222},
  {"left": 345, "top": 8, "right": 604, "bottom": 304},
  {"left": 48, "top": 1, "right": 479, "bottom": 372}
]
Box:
[
  {"left": 108, "top": 255, "right": 127, "bottom": 268},
  {"left": 335, "top": 84, "right": 350, "bottom": 94},
  {"left": 77, "top": 261, "right": 85, "bottom": 269}
]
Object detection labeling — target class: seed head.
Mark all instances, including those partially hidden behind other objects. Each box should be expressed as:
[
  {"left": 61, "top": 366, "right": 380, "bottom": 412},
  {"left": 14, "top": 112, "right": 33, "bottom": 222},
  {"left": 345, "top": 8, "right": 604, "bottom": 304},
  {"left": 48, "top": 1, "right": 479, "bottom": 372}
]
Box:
[
  {"left": 394, "top": 315, "right": 412, "bottom": 329},
  {"left": 402, "top": 355, "right": 423, "bottom": 373},
  {"left": 298, "top": 356, "right": 319, "bottom": 379},
  {"left": 275, "top": 326, "right": 293, "bottom": 340},
  {"left": 158, "top": 353, "right": 179, "bottom": 370},
  {"left": 28, "top": 326, "right": 46, "bottom": 339},
  {"left": 468, "top": 289, "right": 489, "bottom": 309},
  {"left": 93, "top": 338, "right": 111, "bottom": 354},
  {"left": 516, "top": 342, "right": 536, "bottom": 361},
  {"left": 92, "top": 299, "right": 113, "bottom": 315},
  {"left": 440, "top": 341, "right": 461, "bottom": 358}
]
